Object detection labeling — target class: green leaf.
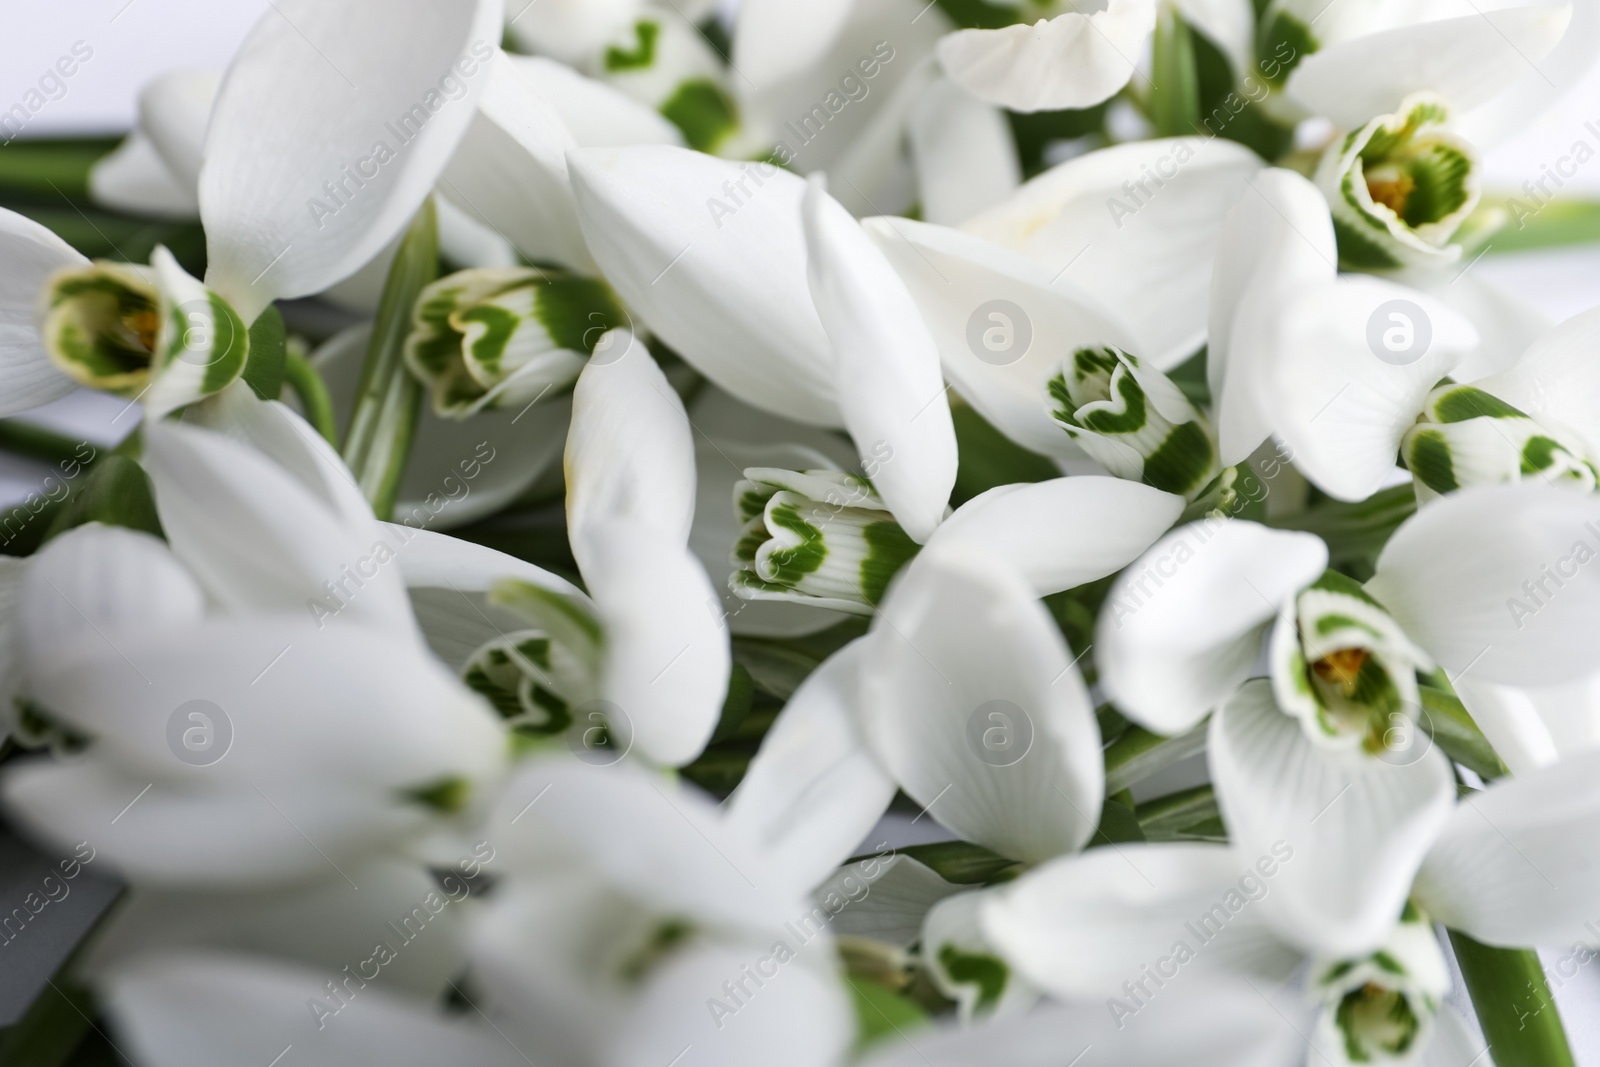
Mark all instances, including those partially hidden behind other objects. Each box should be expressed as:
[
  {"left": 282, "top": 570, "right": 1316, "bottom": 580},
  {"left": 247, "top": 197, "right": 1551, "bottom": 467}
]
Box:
[
  {"left": 709, "top": 663, "right": 756, "bottom": 745},
  {"left": 41, "top": 455, "right": 162, "bottom": 543},
  {"left": 0, "top": 980, "right": 95, "bottom": 1067},
  {"left": 1137, "top": 784, "right": 1223, "bottom": 841},
  {"left": 0, "top": 421, "right": 98, "bottom": 468},
  {"left": 847, "top": 978, "right": 930, "bottom": 1052},
  {"left": 341, "top": 199, "right": 438, "bottom": 520},
  {"left": 1151, "top": 7, "right": 1200, "bottom": 138},
  {"left": 892, "top": 841, "right": 1019, "bottom": 885},
  {"left": 1268, "top": 484, "right": 1417, "bottom": 583},
  {"left": 932, "top": 0, "right": 1023, "bottom": 29},
  {"left": 0, "top": 137, "right": 120, "bottom": 202},
  {"left": 732, "top": 640, "right": 820, "bottom": 701},
  {"left": 1091, "top": 797, "right": 1147, "bottom": 845},
  {"left": 1450, "top": 931, "right": 1575, "bottom": 1067},
  {"left": 951, "top": 402, "right": 1059, "bottom": 507},
  {"left": 242, "top": 305, "right": 287, "bottom": 401},
  {"left": 1418, "top": 685, "right": 1508, "bottom": 781},
  {"left": 1104, "top": 723, "right": 1208, "bottom": 794},
  {"left": 1481, "top": 196, "right": 1600, "bottom": 255}
]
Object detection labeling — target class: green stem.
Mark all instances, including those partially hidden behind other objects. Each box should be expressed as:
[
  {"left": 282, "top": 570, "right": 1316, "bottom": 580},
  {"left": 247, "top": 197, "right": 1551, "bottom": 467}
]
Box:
[
  {"left": 0, "top": 420, "right": 97, "bottom": 467},
  {"left": 283, "top": 347, "right": 339, "bottom": 446},
  {"left": 1150, "top": 6, "right": 1200, "bottom": 138},
  {"left": 1449, "top": 930, "right": 1575, "bottom": 1067},
  {"left": 0, "top": 137, "right": 120, "bottom": 202},
  {"left": 341, "top": 199, "right": 437, "bottom": 520}
]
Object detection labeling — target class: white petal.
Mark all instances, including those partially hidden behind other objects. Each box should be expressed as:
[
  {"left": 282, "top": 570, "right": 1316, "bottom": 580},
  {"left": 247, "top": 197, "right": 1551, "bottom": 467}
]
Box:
[
  {"left": 923, "top": 889, "right": 1041, "bottom": 1022},
  {"left": 1286, "top": 5, "right": 1573, "bottom": 130},
  {"left": 142, "top": 420, "right": 415, "bottom": 637},
  {"left": 565, "top": 334, "right": 696, "bottom": 562},
  {"left": 931, "top": 476, "right": 1185, "bottom": 598},
  {"left": 139, "top": 68, "right": 218, "bottom": 193},
  {"left": 1419, "top": 1006, "right": 1492, "bottom": 1067},
  {"left": 908, "top": 75, "right": 1021, "bottom": 227},
  {"left": 937, "top": 2, "right": 1157, "bottom": 112},
  {"left": 1210, "top": 680, "right": 1455, "bottom": 957},
  {"left": 984, "top": 842, "right": 1301, "bottom": 999},
  {"left": 964, "top": 138, "right": 1265, "bottom": 370},
  {"left": 0, "top": 207, "right": 85, "bottom": 416},
  {"left": 814, "top": 855, "right": 964, "bottom": 946},
  {"left": 1453, "top": 672, "right": 1600, "bottom": 776},
  {"left": 308, "top": 323, "right": 570, "bottom": 530},
  {"left": 83, "top": 862, "right": 466, "bottom": 997},
  {"left": 1477, "top": 303, "right": 1600, "bottom": 460},
  {"left": 1257, "top": 276, "right": 1477, "bottom": 501},
  {"left": 501, "top": 0, "right": 642, "bottom": 65},
  {"left": 437, "top": 51, "right": 597, "bottom": 273},
  {"left": 583, "top": 519, "right": 730, "bottom": 768},
  {"left": 1415, "top": 746, "right": 1600, "bottom": 948},
  {"left": 803, "top": 177, "right": 956, "bottom": 542},
  {"left": 104, "top": 952, "right": 525, "bottom": 1067},
  {"left": 858, "top": 984, "right": 1305, "bottom": 1067},
  {"left": 436, "top": 193, "right": 518, "bottom": 268},
  {"left": 184, "top": 383, "right": 373, "bottom": 534},
  {"left": 726, "top": 640, "right": 896, "bottom": 894},
  {"left": 88, "top": 133, "right": 199, "bottom": 219},
  {"left": 864, "top": 216, "right": 1137, "bottom": 459},
  {"left": 606, "top": 942, "right": 853, "bottom": 1067},
  {"left": 200, "top": 0, "right": 504, "bottom": 319},
  {"left": 506, "top": 54, "right": 684, "bottom": 147},
  {"left": 861, "top": 544, "right": 1103, "bottom": 864},
  {"left": 486, "top": 758, "right": 803, "bottom": 929},
  {"left": 1096, "top": 520, "right": 1328, "bottom": 735},
  {"left": 568, "top": 145, "right": 839, "bottom": 426},
  {"left": 1407, "top": 267, "right": 1550, "bottom": 382},
  {"left": 1368, "top": 483, "right": 1600, "bottom": 687},
  {"left": 1208, "top": 169, "right": 1336, "bottom": 464},
  {"left": 733, "top": 0, "right": 857, "bottom": 91},
  {"left": 22, "top": 524, "right": 204, "bottom": 661}
]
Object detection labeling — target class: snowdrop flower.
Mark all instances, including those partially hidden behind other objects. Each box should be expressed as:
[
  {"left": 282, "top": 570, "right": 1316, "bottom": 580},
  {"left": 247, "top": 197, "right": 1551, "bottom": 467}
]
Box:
[
  {"left": 1048, "top": 345, "right": 1220, "bottom": 500},
  {"left": 402, "top": 265, "right": 626, "bottom": 418},
  {"left": 1098, "top": 482, "right": 1600, "bottom": 955},
  {"left": 1313, "top": 94, "right": 1479, "bottom": 270},
  {"left": 0, "top": 414, "right": 507, "bottom": 887}
]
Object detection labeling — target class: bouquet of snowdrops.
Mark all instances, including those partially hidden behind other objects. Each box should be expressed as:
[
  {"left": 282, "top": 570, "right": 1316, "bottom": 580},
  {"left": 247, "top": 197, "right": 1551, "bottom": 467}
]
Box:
[{"left": 0, "top": 0, "right": 1598, "bottom": 1064}]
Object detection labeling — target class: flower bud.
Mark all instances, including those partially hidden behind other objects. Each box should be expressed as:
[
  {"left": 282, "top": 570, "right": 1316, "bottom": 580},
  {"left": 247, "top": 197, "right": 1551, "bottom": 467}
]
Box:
[
  {"left": 404, "top": 267, "right": 626, "bottom": 419},
  {"left": 1401, "top": 383, "right": 1598, "bottom": 501},
  {"left": 1311, "top": 905, "right": 1447, "bottom": 1064},
  {"left": 1315, "top": 93, "right": 1480, "bottom": 269},
  {"left": 1049, "top": 346, "right": 1219, "bottom": 499},
  {"left": 730, "top": 469, "right": 919, "bottom": 614}
]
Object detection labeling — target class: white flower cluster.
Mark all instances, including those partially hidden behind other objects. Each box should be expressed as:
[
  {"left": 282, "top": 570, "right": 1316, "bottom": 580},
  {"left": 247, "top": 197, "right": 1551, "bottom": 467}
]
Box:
[{"left": 1, "top": 0, "right": 1598, "bottom": 1064}]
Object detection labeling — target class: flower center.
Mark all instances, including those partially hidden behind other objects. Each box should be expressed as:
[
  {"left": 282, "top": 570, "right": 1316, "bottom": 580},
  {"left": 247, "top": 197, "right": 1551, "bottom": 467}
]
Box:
[
  {"left": 1312, "top": 647, "right": 1370, "bottom": 696},
  {"left": 1336, "top": 981, "right": 1422, "bottom": 1060},
  {"left": 1365, "top": 172, "right": 1415, "bottom": 217}
]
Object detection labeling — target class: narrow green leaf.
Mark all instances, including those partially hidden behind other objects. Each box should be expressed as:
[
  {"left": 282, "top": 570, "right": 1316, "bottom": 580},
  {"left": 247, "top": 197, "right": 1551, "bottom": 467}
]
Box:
[
  {"left": 709, "top": 663, "right": 756, "bottom": 745},
  {"left": 950, "top": 402, "right": 1059, "bottom": 507},
  {"left": 341, "top": 199, "right": 438, "bottom": 520},
  {"left": 1481, "top": 197, "right": 1600, "bottom": 255},
  {"left": 1091, "top": 797, "right": 1146, "bottom": 845},
  {"left": 1450, "top": 930, "right": 1575, "bottom": 1067},
  {"left": 1104, "top": 722, "right": 1208, "bottom": 794},
  {"left": 1137, "top": 784, "right": 1223, "bottom": 841},
  {"left": 241, "top": 305, "right": 287, "bottom": 401},
  {"left": 1418, "top": 685, "right": 1509, "bottom": 781},
  {"left": 890, "top": 841, "right": 1019, "bottom": 885},
  {"left": 0, "top": 421, "right": 99, "bottom": 468},
  {"left": 732, "top": 640, "right": 820, "bottom": 701},
  {"left": 1151, "top": 7, "right": 1201, "bottom": 138}
]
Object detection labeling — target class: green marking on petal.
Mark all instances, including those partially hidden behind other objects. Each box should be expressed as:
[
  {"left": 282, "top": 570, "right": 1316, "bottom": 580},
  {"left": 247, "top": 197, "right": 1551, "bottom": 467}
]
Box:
[
  {"left": 1405, "top": 428, "right": 1459, "bottom": 495},
  {"left": 1142, "top": 420, "right": 1216, "bottom": 496},
  {"left": 402, "top": 776, "right": 471, "bottom": 814},
  {"left": 936, "top": 945, "right": 1009, "bottom": 1013},
  {"left": 859, "top": 520, "right": 919, "bottom": 606},
  {"left": 605, "top": 20, "right": 660, "bottom": 72},
  {"left": 1429, "top": 385, "right": 1526, "bottom": 423},
  {"left": 660, "top": 78, "right": 741, "bottom": 154},
  {"left": 619, "top": 918, "right": 694, "bottom": 984},
  {"left": 762, "top": 501, "right": 829, "bottom": 585},
  {"left": 533, "top": 274, "right": 627, "bottom": 355}
]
